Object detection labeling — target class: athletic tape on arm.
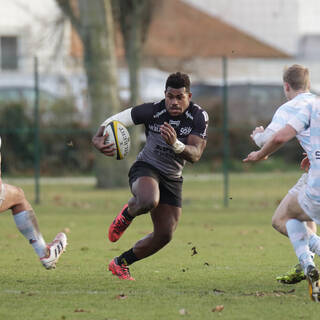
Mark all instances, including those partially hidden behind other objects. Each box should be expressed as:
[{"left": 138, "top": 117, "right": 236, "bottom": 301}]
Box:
[
  {"left": 172, "top": 139, "right": 185, "bottom": 154},
  {"left": 101, "top": 108, "right": 134, "bottom": 127},
  {"left": 253, "top": 128, "right": 275, "bottom": 148}
]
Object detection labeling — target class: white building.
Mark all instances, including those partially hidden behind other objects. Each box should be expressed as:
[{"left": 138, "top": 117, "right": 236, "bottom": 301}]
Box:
[
  {"left": 0, "top": 0, "right": 89, "bottom": 114},
  {"left": 183, "top": 0, "right": 320, "bottom": 57},
  {"left": 1, "top": 0, "right": 320, "bottom": 106}
]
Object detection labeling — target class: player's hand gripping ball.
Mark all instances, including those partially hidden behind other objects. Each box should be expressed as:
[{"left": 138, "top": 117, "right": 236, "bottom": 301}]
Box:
[{"left": 103, "top": 120, "right": 130, "bottom": 160}]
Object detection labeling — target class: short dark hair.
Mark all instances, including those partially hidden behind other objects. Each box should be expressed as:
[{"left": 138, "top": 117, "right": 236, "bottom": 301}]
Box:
[{"left": 165, "top": 72, "right": 190, "bottom": 92}]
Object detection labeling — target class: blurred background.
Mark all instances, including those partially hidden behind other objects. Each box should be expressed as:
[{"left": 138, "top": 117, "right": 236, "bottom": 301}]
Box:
[{"left": 0, "top": 0, "right": 319, "bottom": 198}]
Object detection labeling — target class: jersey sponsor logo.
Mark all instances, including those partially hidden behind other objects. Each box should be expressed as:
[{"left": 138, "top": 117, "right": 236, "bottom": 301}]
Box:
[
  {"left": 149, "top": 123, "right": 161, "bottom": 133},
  {"left": 185, "top": 110, "right": 193, "bottom": 120},
  {"left": 153, "top": 109, "right": 166, "bottom": 118},
  {"left": 169, "top": 120, "right": 180, "bottom": 127},
  {"left": 155, "top": 144, "right": 181, "bottom": 161},
  {"left": 180, "top": 126, "right": 192, "bottom": 135}
]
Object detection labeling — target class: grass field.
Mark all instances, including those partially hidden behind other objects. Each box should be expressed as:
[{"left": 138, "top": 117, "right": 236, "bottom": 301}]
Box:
[{"left": 1, "top": 172, "right": 320, "bottom": 320}]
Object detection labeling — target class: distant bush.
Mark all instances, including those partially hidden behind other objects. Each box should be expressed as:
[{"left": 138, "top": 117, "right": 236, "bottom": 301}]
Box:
[
  {"left": 0, "top": 101, "right": 94, "bottom": 175},
  {"left": 0, "top": 98, "right": 305, "bottom": 176}
]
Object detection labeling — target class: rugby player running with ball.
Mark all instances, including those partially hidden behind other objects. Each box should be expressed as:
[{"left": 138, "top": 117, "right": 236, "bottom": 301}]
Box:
[{"left": 92, "top": 72, "right": 209, "bottom": 280}]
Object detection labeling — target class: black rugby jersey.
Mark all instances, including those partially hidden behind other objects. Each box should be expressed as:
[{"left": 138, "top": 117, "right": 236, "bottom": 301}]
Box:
[{"left": 131, "top": 99, "right": 208, "bottom": 179}]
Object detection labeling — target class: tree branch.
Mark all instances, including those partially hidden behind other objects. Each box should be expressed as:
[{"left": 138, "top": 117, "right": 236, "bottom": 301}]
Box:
[{"left": 56, "top": 0, "right": 82, "bottom": 35}]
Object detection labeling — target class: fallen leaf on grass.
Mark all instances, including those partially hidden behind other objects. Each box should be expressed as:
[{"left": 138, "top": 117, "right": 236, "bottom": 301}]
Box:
[
  {"left": 212, "top": 305, "right": 224, "bottom": 312},
  {"left": 179, "top": 309, "right": 188, "bottom": 315},
  {"left": 191, "top": 246, "right": 198, "bottom": 256},
  {"left": 116, "top": 294, "right": 128, "bottom": 300},
  {"left": 74, "top": 308, "right": 90, "bottom": 312},
  {"left": 213, "top": 288, "right": 225, "bottom": 295}
]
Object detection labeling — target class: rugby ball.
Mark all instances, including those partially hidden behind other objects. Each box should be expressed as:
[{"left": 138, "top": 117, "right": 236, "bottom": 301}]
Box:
[{"left": 103, "top": 120, "right": 130, "bottom": 160}]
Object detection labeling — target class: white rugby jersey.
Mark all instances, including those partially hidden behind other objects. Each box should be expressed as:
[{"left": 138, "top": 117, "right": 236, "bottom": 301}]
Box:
[
  {"left": 267, "top": 92, "right": 316, "bottom": 153},
  {"left": 288, "top": 98, "right": 320, "bottom": 202}
]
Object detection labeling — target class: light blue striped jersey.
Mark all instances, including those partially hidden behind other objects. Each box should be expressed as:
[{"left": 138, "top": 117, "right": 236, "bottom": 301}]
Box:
[
  {"left": 288, "top": 97, "right": 320, "bottom": 202},
  {"left": 267, "top": 92, "right": 316, "bottom": 153}
]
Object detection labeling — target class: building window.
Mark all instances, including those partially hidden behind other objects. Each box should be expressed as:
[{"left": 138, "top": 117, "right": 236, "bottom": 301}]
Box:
[{"left": 1, "top": 36, "right": 18, "bottom": 70}]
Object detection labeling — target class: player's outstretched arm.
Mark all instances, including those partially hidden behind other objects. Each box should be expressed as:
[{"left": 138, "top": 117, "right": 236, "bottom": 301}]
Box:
[
  {"left": 92, "top": 126, "right": 117, "bottom": 157},
  {"left": 251, "top": 126, "right": 275, "bottom": 148},
  {"left": 243, "top": 124, "right": 297, "bottom": 162}
]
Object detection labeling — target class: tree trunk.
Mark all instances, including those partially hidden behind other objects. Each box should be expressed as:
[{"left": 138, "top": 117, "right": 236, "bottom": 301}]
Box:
[
  {"left": 113, "top": 0, "right": 158, "bottom": 159},
  {"left": 57, "top": 0, "right": 130, "bottom": 188}
]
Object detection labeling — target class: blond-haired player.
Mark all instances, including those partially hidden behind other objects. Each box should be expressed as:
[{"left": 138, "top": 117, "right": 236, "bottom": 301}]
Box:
[
  {"left": 250, "top": 64, "right": 317, "bottom": 284},
  {"left": 244, "top": 96, "right": 320, "bottom": 301}
]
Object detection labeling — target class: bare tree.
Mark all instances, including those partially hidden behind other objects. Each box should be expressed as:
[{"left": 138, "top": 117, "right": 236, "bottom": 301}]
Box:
[{"left": 56, "top": 0, "right": 129, "bottom": 188}]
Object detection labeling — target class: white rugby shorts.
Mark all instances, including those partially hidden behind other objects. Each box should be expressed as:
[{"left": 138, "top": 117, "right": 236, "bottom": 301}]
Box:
[
  {"left": 297, "top": 184, "right": 320, "bottom": 224},
  {"left": 288, "top": 173, "right": 308, "bottom": 195}
]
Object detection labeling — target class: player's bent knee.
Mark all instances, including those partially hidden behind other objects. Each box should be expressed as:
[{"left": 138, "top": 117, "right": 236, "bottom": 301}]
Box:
[
  {"left": 137, "top": 198, "right": 159, "bottom": 214},
  {"left": 271, "top": 214, "right": 282, "bottom": 230},
  {"left": 13, "top": 186, "right": 26, "bottom": 199},
  {"left": 155, "top": 231, "right": 173, "bottom": 246},
  {"left": 271, "top": 219, "right": 279, "bottom": 231}
]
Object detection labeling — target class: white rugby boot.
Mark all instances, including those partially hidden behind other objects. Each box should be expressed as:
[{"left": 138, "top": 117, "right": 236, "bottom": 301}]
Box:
[
  {"left": 306, "top": 265, "right": 320, "bottom": 302},
  {"left": 40, "top": 232, "right": 67, "bottom": 269}
]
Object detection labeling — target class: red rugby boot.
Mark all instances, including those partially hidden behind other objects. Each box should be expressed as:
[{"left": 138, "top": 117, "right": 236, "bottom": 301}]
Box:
[
  {"left": 108, "top": 258, "right": 135, "bottom": 281},
  {"left": 108, "top": 204, "right": 132, "bottom": 242}
]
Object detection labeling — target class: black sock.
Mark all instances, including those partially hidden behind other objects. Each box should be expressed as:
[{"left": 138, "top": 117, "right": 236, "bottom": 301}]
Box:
[
  {"left": 122, "top": 206, "right": 134, "bottom": 221},
  {"left": 117, "top": 248, "right": 139, "bottom": 266}
]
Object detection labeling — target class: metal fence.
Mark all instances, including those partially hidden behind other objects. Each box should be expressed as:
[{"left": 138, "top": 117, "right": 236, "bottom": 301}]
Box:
[{"left": 0, "top": 56, "right": 307, "bottom": 206}]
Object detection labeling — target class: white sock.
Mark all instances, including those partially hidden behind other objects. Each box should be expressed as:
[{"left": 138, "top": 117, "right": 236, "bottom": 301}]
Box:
[
  {"left": 309, "top": 233, "right": 320, "bottom": 256},
  {"left": 13, "top": 210, "right": 47, "bottom": 258},
  {"left": 286, "top": 219, "right": 314, "bottom": 274}
]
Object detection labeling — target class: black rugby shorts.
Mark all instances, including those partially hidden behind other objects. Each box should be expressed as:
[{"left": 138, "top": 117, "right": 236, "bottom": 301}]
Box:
[{"left": 128, "top": 161, "right": 183, "bottom": 208}]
